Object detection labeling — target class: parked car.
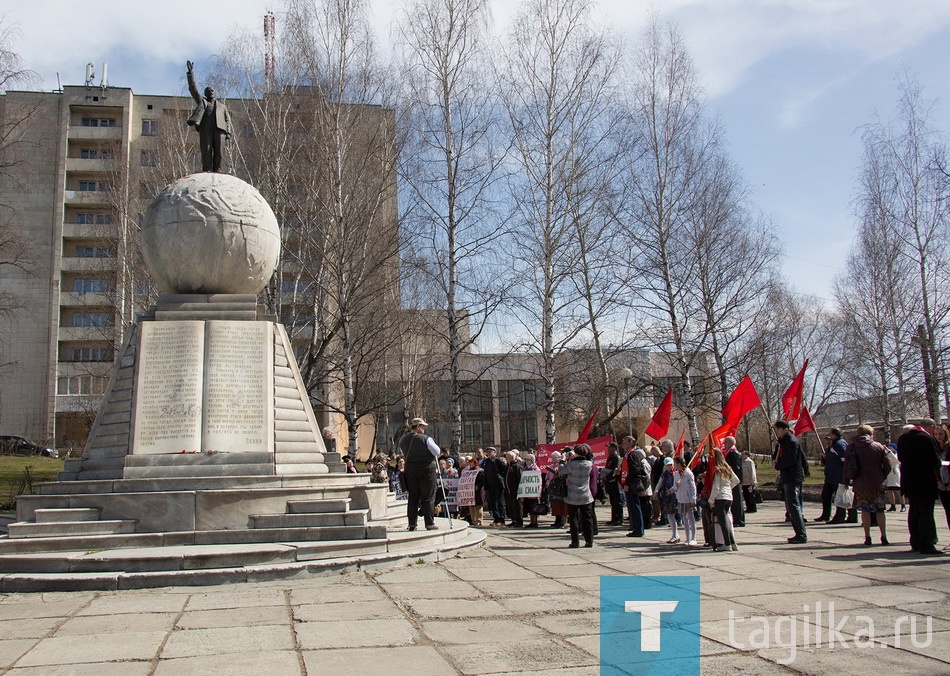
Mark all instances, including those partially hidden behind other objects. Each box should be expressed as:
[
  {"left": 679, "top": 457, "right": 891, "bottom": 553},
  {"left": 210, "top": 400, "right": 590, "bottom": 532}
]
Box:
[{"left": 0, "top": 435, "right": 58, "bottom": 458}]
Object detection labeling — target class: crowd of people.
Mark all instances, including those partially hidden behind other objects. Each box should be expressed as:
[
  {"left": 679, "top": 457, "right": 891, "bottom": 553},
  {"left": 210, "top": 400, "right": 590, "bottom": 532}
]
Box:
[{"left": 359, "top": 417, "right": 950, "bottom": 555}]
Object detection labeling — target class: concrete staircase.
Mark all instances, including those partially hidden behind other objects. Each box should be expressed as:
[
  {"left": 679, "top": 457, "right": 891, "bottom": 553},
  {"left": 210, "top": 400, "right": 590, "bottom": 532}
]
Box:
[
  {"left": 0, "top": 483, "right": 484, "bottom": 590},
  {"left": 7, "top": 508, "right": 136, "bottom": 539}
]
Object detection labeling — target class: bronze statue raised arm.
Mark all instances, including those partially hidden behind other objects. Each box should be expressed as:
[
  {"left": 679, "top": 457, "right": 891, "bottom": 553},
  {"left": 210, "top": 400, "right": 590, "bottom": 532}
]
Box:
[{"left": 186, "top": 61, "right": 232, "bottom": 172}]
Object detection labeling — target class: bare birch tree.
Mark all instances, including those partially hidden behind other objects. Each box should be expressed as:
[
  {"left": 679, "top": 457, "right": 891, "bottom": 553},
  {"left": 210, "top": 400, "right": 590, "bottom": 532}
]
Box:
[
  {"left": 856, "top": 72, "right": 950, "bottom": 421},
  {"left": 395, "top": 0, "right": 509, "bottom": 452},
  {"left": 617, "top": 17, "right": 718, "bottom": 444},
  {"left": 499, "top": 0, "right": 620, "bottom": 442}
]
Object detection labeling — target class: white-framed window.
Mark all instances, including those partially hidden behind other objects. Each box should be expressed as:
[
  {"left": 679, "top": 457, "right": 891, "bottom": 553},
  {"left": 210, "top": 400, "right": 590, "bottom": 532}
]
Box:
[
  {"left": 75, "top": 212, "right": 114, "bottom": 225},
  {"left": 72, "top": 279, "right": 114, "bottom": 294},
  {"left": 140, "top": 150, "right": 157, "bottom": 167},
  {"left": 56, "top": 375, "right": 108, "bottom": 395},
  {"left": 78, "top": 180, "right": 111, "bottom": 192},
  {"left": 72, "top": 312, "right": 112, "bottom": 327},
  {"left": 141, "top": 119, "right": 158, "bottom": 136},
  {"left": 68, "top": 347, "right": 113, "bottom": 362},
  {"left": 74, "top": 246, "right": 114, "bottom": 258},
  {"left": 80, "top": 117, "right": 117, "bottom": 128}
]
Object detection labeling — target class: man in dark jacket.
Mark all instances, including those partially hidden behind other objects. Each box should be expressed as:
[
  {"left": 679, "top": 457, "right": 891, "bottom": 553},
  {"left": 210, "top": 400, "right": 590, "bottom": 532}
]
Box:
[
  {"left": 504, "top": 451, "right": 524, "bottom": 527},
  {"left": 723, "top": 437, "right": 745, "bottom": 527},
  {"left": 398, "top": 418, "right": 441, "bottom": 531},
  {"left": 774, "top": 420, "right": 807, "bottom": 543},
  {"left": 483, "top": 447, "right": 508, "bottom": 526},
  {"left": 823, "top": 428, "right": 857, "bottom": 524},
  {"left": 898, "top": 419, "right": 942, "bottom": 555}
]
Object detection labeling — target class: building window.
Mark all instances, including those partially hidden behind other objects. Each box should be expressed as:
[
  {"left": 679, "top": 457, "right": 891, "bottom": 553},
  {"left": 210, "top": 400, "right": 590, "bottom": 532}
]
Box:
[
  {"left": 499, "top": 380, "right": 539, "bottom": 450},
  {"left": 74, "top": 246, "right": 114, "bottom": 258},
  {"left": 56, "top": 375, "right": 108, "bottom": 395},
  {"left": 68, "top": 347, "right": 113, "bottom": 362},
  {"left": 139, "top": 183, "right": 159, "bottom": 199},
  {"left": 141, "top": 119, "right": 158, "bottom": 136},
  {"left": 80, "top": 117, "right": 117, "bottom": 128},
  {"left": 78, "top": 180, "right": 111, "bottom": 192},
  {"left": 78, "top": 148, "right": 114, "bottom": 159},
  {"left": 280, "top": 312, "right": 314, "bottom": 328},
  {"left": 72, "top": 312, "right": 112, "bottom": 327},
  {"left": 76, "top": 212, "right": 113, "bottom": 225},
  {"left": 281, "top": 280, "right": 313, "bottom": 294},
  {"left": 73, "top": 279, "right": 114, "bottom": 294},
  {"left": 140, "top": 150, "right": 157, "bottom": 167}
]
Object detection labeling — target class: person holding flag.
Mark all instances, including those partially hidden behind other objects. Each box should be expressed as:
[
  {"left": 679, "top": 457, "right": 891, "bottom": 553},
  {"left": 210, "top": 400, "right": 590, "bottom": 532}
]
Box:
[{"left": 723, "top": 436, "right": 745, "bottom": 527}]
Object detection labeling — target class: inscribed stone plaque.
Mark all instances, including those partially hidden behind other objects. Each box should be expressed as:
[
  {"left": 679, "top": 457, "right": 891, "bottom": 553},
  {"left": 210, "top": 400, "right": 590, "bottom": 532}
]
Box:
[
  {"left": 202, "top": 321, "right": 274, "bottom": 452},
  {"left": 132, "top": 321, "right": 204, "bottom": 454}
]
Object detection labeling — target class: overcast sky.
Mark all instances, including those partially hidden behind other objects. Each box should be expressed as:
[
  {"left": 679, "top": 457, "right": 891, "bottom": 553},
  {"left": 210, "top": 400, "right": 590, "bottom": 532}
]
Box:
[{"left": 5, "top": 0, "right": 950, "bottom": 304}]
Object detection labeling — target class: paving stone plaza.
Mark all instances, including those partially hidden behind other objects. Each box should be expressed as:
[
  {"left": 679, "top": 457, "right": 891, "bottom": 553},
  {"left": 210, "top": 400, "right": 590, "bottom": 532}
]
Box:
[{"left": 0, "top": 500, "right": 947, "bottom": 675}]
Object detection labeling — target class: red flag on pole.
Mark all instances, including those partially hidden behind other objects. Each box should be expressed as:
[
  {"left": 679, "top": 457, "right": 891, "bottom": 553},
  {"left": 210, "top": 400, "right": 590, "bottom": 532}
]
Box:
[
  {"left": 703, "top": 446, "right": 718, "bottom": 496},
  {"left": 688, "top": 434, "right": 709, "bottom": 470},
  {"left": 577, "top": 407, "right": 600, "bottom": 442},
  {"left": 644, "top": 389, "right": 673, "bottom": 440},
  {"left": 794, "top": 406, "right": 816, "bottom": 436},
  {"left": 674, "top": 430, "right": 686, "bottom": 457},
  {"left": 710, "top": 421, "right": 731, "bottom": 445},
  {"left": 721, "top": 376, "right": 761, "bottom": 435},
  {"left": 782, "top": 360, "right": 809, "bottom": 420}
]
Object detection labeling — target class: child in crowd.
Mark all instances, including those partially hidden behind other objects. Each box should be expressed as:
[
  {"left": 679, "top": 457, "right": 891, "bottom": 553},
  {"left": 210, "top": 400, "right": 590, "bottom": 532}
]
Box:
[
  {"left": 673, "top": 455, "right": 697, "bottom": 545},
  {"left": 656, "top": 457, "right": 679, "bottom": 543}
]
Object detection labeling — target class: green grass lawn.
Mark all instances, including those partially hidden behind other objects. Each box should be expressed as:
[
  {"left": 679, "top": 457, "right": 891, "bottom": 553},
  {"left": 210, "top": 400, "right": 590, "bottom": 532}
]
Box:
[{"left": 0, "top": 456, "right": 65, "bottom": 511}]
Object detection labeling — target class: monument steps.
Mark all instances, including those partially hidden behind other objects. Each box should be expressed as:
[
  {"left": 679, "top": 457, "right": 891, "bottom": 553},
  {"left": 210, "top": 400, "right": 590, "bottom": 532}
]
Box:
[
  {"left": 34, "top": 508, "right": 101, "bottom": 523},
  {"left": 276, "top": 453, "right": 327, "bottom": 464},
  {"left": 249, "top": 509, "right": 369, "bottom": 529},
  {"left": 8, "top": 519, "right": 137, "bottom": 539},
  {"left": 286, "top": 498, "right": 351, "bottom": 513},
  {"left": 0, "top": 526, "right": 486, "bottom": 592}
]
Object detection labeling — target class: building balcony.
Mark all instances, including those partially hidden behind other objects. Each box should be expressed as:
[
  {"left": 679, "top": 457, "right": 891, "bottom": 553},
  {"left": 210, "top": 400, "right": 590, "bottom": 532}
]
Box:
[
  {"left": 66, "top": 157, "right": 118, "bottom": 173},
  {"left": 54, "top": 394, "right": 103, "bottom": 414},
  {"left": 62, "top": 223, "right": 115, "bottom": 239},
  {"left": 64, "top": 190, "right": 112, "bottom": 207},
  {"left": 57, "top": 326, "right": 117, "bottom": 342},
  {"left": 67, "top": 126, "right": 123, "bottom": 141},
  {"left": 56, "top": 361, "right": 112, "bottom": 378},
  {"left": 59, "top": 292, "right": 114, "bottom": 307},
  {"left": 59, "top": 256, "right": 116, "bottom": 273}
]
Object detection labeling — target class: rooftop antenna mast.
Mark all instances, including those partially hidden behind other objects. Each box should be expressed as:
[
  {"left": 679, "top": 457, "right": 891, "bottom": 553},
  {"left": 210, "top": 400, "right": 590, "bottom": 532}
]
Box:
[{"left": 264, "top": 11, "right": 276, "bottom": 92}]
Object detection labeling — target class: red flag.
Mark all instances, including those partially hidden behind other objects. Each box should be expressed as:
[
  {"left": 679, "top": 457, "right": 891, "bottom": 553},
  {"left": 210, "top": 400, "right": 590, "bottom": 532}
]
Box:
[
  {"left": 674, "top": 430, "right": 686, "bottom": 457},
  {"left": 794, "top": 406, "right": 816, "bottom": 436},
  {"left": 782, "top": 360, "right": 809, "bottom": 420},
  {"left": 703, "top": 446, "right": 718, "bottom": 496},
  {"left": 577, "top": 407, "right": 600, "bottom": 442},
  {"left": 645, "top": 389, "right": 673, "bottom": 440},
  {"left": 722, "top": 376, "right": 761, "bottom": 434},
  {"left": 688, "top": 434, "right": 710, "bottom": 470},
  {"left": 710, "top": 421, "right": 731, "bottom": 445}
]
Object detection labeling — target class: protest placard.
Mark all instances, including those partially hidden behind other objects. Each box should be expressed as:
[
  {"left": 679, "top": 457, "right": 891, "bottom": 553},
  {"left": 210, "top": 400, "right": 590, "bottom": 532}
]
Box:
[
  {"left": 457, "top": 468, "right": 479, "bottom": 507},
  {"left": 517, "top": 469, "right": 542, "bottom": 499}
]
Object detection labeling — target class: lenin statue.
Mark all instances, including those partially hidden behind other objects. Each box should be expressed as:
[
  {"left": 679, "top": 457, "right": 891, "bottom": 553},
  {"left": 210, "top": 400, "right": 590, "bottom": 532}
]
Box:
[{"left": 186, "top": 61, "right": 232, "bottom": 172}]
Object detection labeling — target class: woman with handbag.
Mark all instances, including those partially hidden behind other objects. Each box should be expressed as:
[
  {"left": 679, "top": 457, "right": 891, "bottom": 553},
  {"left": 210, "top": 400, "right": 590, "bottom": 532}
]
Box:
[
  {"left": 521, "top": 453, "right": 544, "bottom": 528},
  {"left": 845, "top": 425, "right": 891, "bottom": 546}
]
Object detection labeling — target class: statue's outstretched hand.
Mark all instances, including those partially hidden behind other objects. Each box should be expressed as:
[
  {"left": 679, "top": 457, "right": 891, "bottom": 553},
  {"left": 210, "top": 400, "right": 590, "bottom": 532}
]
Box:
[{"left": 186, "top": 60, "right": 194, "bottom": 73}]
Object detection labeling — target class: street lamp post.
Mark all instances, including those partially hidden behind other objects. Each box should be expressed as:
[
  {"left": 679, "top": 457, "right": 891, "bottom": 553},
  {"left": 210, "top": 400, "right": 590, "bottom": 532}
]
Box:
[{"left": 619, "top": 367, "right": 633, "bottom": 438}]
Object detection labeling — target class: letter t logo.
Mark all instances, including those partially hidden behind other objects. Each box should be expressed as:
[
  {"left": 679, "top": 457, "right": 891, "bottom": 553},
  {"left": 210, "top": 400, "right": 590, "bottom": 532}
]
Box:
[{"left": 625, "top": 601, "right": 679, "bottom": 651}]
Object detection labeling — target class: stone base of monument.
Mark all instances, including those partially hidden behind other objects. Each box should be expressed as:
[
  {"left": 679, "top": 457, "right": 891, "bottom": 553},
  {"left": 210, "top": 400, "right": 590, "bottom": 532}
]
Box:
[{"left": 0, "top": 476, "right": 484, "bottom": 591}]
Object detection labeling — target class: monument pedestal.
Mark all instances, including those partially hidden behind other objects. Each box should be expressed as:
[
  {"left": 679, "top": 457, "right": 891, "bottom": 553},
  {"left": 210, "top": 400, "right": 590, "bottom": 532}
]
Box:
[{"left": 66, "top": 294, "right": 339, "bottom": 481}]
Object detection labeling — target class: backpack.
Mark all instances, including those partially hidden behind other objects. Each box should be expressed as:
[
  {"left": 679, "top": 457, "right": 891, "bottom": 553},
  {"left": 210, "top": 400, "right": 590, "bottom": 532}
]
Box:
[{"left": 625, "top": 452, "right": 649, "bottom": 493}]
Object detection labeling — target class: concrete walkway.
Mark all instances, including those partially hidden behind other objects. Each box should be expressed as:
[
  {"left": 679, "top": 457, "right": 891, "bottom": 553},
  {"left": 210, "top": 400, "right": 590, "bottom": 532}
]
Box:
[{"left": 0, "top": 500, "right": 948, "bottom": 675}]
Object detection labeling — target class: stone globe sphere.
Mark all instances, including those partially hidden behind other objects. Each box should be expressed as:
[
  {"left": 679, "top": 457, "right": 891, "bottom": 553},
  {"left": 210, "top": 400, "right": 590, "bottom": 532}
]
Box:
[{"left": 140, "top": 173, "right": 280, "bottom": 295}]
